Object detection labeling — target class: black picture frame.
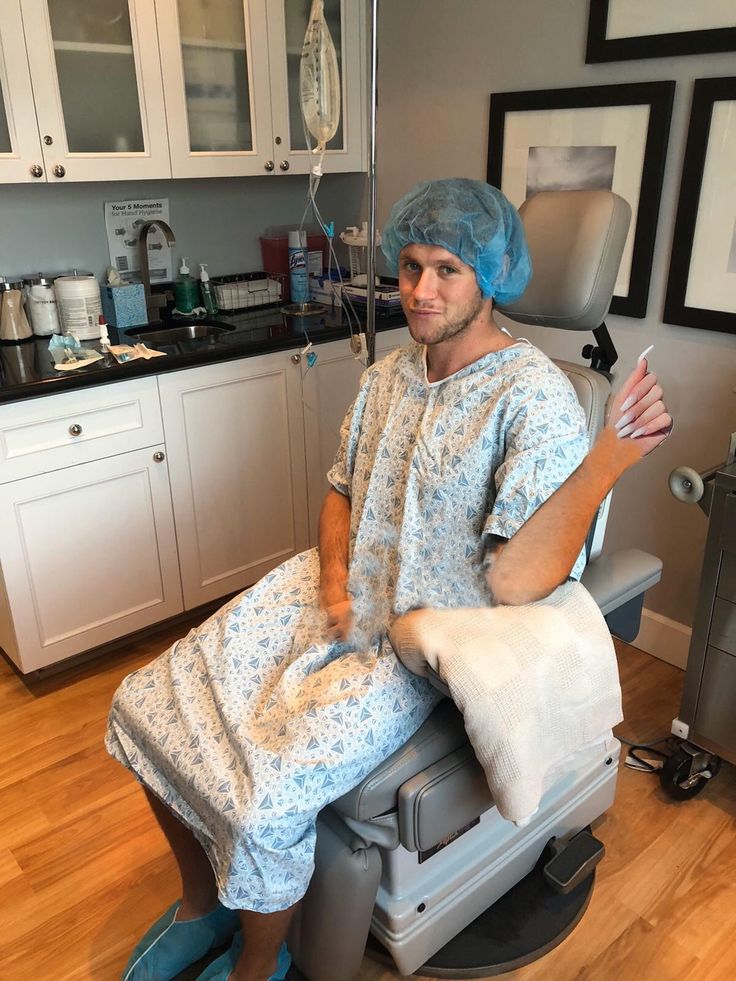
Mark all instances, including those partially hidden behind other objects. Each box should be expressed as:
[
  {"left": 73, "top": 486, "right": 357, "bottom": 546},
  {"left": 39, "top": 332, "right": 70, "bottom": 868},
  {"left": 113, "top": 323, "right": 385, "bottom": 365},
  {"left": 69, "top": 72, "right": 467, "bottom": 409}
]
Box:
[
  {"left": 586, "top": 0, "right": 736, "bottom": 63},
  {"left": 664, "top": 76, "right": 736, "bottom": 334},
  {"left": 487, "top": 81, "right": 675, "bottom": 319}
]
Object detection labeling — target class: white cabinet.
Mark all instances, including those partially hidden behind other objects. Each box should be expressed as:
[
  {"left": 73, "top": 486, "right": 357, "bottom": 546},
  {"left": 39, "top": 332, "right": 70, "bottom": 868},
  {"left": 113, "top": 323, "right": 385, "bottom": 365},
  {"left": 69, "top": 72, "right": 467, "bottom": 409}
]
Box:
[
  {"left": 0, "top": 1, "right": 46, "bottom": 183},
  {"left": 16, "top": 0, "right": 171, "bottom": 182},
  {"left": 265, "top": 0, "right": 365, "bottom": 176},
  {"left": 302, "top": 326, "right": 409, "bottom": 544},
  {"left": 156, "top": 0, "right": 365, "bottom": 179},
  {"left": 158, "top": 349, "right": 310, "bottom": 609},
  {"left": 0, "top": 0, "right": 365, "bottom": 183},
  {"left": 0, "top": 379, "right": 182, "bottom": 672},
  {"left": 0, "top": 330, "right": 406, "bottom": 672}
]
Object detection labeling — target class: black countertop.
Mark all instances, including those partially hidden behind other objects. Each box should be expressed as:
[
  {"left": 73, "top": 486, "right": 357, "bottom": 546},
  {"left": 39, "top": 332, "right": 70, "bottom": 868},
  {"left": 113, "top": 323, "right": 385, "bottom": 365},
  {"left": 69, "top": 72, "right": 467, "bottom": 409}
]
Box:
[{"left": 0, "top": 306, "right": 407, "bottom": 406}]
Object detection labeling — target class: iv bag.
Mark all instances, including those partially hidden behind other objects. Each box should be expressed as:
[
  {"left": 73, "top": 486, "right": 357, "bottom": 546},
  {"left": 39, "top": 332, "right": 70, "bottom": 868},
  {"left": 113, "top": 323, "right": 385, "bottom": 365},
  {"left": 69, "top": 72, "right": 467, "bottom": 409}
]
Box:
[{"left": 300, "top": 0, "right": 341, "bottom": 151}]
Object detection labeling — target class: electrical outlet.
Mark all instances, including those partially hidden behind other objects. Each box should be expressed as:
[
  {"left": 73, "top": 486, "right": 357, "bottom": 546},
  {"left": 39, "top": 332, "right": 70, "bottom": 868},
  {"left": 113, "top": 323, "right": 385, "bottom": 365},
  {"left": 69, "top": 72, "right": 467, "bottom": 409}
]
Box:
[
  {"left": 671, "top": 717, "right": 690, "bottom": 739},
  {"left": 728, "top": 432, "right": 736, "bottom": 465}
]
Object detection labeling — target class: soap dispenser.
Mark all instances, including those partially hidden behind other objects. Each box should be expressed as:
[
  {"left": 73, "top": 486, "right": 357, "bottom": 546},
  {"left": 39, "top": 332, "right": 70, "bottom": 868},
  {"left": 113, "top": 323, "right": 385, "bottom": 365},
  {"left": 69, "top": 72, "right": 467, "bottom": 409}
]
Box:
[
  {"left": 199, "top": 264, "right": 219, "bottom": 316},
  {"left": 174, "top": 257, "right": 198, "bottom": 315}
]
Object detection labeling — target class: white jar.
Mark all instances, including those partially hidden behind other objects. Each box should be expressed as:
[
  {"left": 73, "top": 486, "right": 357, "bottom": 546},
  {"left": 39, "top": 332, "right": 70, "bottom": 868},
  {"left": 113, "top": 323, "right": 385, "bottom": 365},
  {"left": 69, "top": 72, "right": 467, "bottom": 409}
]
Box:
[
  {"left": 23, "top": 274, "right": 61, "bottom": 336},
  {"left": 54, "top": 274, "right": 102, "bottom": 340}
]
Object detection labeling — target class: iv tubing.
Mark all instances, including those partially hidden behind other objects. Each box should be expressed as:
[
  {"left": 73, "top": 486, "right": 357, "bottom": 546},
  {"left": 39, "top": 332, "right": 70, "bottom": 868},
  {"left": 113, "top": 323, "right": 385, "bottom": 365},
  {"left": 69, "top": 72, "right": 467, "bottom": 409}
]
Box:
[{"left": 365, "top": 0, "right": 378, "bottom": 366}]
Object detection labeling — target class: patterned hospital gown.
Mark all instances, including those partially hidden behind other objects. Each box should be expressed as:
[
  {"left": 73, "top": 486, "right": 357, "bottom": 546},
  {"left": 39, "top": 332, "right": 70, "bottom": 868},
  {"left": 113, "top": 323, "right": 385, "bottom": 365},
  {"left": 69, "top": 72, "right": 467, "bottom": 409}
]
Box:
[{"left": 106, "top": 339, "right": 588, "bottom": 912}]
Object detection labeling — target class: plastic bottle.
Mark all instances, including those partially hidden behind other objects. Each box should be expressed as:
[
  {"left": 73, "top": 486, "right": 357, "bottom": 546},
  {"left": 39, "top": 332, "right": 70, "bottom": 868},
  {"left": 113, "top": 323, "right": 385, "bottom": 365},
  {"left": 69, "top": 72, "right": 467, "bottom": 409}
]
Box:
[
  {"left": 98, "top": 314, "right": 110, "bottom": 350},
  {"left": 199, "top": 263, "right": 219, "bottom": 316},
  {"left": 174, "top": 257, "right": 199, "bottom": 314},
  {"left": 288, "top": 230, "right": 309, "bottom": 304}
]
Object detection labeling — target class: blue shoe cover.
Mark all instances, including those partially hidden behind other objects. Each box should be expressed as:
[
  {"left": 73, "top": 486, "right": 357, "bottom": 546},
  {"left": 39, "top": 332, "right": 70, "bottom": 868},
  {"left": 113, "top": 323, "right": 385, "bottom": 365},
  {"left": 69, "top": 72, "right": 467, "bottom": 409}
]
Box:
[
  {"left": 122, "top": 900, "right": 240, "bottom": 981},
  {"left": 196, "top": 933, "right": 291, "bottom": 981}
]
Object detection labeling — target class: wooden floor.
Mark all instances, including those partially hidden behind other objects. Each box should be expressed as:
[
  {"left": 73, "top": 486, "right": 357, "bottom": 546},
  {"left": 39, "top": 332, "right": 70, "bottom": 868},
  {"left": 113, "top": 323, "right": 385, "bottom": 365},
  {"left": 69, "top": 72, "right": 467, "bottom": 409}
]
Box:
[{"left": 0, "top": 619, "right": 734, "bottom": 981}]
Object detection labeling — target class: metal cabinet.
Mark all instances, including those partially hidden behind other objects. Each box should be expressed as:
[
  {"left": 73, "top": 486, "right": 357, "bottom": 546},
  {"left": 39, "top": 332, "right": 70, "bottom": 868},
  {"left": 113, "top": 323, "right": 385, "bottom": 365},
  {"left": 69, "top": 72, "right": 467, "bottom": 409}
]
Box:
[{"left": 678, "top": 466, "right": 736, "bottom": 765}]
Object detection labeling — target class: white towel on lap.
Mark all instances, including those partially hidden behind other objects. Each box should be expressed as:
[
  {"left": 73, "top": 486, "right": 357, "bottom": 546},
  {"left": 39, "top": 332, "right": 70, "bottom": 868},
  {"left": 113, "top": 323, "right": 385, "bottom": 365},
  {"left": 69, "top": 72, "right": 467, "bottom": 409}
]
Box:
[{"left": 388, "top": 580, "right": 623, "bottom": 825}]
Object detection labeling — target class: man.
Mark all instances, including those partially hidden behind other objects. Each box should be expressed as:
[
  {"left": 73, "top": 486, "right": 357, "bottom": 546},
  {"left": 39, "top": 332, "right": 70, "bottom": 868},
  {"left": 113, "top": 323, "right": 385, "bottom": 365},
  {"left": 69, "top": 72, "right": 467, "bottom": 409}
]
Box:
[{"left": 108, "top": 179, "right": 670, "bottom": 981}]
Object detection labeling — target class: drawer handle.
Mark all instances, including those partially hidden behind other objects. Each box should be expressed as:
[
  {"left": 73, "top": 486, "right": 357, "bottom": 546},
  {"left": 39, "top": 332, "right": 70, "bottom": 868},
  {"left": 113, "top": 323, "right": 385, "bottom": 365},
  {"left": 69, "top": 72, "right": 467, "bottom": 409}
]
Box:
[
  {"left": 69, "top": 423, "right": 82, "bottom": 436},
  {"left": 153, "top": 451, "right": 165, "bottom": 462}
]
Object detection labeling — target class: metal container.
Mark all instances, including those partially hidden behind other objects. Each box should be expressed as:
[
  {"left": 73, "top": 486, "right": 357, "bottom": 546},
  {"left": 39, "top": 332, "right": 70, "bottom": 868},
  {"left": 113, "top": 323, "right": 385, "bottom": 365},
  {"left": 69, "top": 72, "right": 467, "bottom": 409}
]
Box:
[{"left": 280, "top": 302, "right": 327, "bottom": 332}]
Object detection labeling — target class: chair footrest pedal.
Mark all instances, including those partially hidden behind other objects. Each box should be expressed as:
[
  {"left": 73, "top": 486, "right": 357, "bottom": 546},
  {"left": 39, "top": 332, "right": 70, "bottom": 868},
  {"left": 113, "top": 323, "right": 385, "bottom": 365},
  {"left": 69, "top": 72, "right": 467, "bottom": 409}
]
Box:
[{"left": 543, "top": 829, "right": 604, "bottom": 895}]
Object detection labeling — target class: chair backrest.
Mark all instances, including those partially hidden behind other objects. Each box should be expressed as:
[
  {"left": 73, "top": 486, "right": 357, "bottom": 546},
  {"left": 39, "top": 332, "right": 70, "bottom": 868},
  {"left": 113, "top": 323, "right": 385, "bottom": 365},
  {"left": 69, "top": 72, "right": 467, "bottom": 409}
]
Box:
[
  {"left": 497, "top": 189, "right": 632, "bottom": 559},
  {"left": 498, "top": 189, "right": 631, "bottom": 332}
]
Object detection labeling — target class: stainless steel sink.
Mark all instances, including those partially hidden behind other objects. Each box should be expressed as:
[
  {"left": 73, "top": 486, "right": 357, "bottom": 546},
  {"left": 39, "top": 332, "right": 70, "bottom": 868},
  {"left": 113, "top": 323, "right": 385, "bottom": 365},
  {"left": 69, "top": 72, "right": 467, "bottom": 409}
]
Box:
[{"left": 126, "top": 322, "right": 234, "bottom": 345}]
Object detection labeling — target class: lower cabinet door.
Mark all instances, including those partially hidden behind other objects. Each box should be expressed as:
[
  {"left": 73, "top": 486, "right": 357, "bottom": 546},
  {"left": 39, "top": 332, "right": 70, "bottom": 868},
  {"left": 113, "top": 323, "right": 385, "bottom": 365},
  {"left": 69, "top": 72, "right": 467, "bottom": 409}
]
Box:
[
  {"left": 302, "top": 327, "right": 410, "bottom": 545},
  {"left": 158, "top": 352, "right": 309, "bottom": 610},
  {"left": 0, "top": 444, "right": 183, "bottom": 672}
]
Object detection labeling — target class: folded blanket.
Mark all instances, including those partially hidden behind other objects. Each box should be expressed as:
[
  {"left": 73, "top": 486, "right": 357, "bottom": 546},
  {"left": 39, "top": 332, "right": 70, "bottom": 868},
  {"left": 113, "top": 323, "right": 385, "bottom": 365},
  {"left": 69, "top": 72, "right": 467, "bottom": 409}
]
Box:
[{"left": 389, "top": 580, "right": 623, "bottom": 825}]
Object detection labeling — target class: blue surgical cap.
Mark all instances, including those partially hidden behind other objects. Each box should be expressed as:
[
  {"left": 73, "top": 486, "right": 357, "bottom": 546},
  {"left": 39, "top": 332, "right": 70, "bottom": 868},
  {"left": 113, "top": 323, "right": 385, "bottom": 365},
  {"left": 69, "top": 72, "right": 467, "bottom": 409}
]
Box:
[{"left": 381, "top": 178, "right": 532, "bottom": 304}]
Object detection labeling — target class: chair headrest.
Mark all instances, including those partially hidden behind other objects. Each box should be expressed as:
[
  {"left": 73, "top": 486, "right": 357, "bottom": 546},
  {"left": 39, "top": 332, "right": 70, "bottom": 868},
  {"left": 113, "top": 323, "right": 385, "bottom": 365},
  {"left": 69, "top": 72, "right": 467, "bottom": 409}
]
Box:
[{"left": 497, "top": 190, "right": 631, "bottom": 331}]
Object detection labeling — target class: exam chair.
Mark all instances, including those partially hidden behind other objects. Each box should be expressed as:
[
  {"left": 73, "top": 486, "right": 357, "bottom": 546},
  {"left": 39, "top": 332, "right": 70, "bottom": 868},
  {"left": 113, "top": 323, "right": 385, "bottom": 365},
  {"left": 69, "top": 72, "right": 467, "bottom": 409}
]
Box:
[{"left": 289, "top": 190, "right": 663, "bottom": 980}]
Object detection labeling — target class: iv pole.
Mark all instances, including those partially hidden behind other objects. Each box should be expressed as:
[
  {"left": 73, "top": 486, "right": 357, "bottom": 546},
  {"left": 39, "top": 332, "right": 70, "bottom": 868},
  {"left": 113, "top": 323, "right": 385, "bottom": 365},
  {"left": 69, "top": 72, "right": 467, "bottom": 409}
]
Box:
[{"left": 364, "top": 0, "right": 378, "bottom": 365}]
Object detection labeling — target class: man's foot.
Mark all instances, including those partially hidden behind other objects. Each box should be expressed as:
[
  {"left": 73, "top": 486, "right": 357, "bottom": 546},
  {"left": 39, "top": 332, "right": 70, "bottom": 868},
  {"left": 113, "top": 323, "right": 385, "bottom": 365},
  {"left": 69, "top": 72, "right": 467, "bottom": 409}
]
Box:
[
  {"left": 122, "top": 900, "right": 240, "bottom": 981},
  {"left": 196, "top": 933, "right": 291, "bottom": 980}
]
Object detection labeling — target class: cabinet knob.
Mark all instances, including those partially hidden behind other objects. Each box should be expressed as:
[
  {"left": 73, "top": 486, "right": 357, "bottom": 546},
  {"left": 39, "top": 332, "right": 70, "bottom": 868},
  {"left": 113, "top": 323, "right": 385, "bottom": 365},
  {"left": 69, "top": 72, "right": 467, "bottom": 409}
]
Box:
[
  {"left": 291, "top": 353, "right": 301, "bottom": 364},
  {"left": 43, "top": 135, "right": 53, "bottom": 146},
  {"left": 53, "top": 164, "right": 66, "bottom": 178},
  {"left": 279, "top": 160, "right": 290, "bottom": 172},
  {"left": 264, "top": 160, "right": 275, "bottom": 172},
  {"left": 69, "top": 423, "right": 82, "bottom": 436},
  {"left": 30, "top": 164, "right": 44, "bottom": 178},
  {"left": 153, "top": 451, "right": 166, "bottom": 462}
]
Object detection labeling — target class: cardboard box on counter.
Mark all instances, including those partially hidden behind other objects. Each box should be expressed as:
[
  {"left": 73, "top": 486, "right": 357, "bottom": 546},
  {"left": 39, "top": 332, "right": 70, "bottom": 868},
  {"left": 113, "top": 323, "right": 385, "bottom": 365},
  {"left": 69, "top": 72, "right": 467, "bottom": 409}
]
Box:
[
  {"left": 309, "top": 276, "right": 342, "bottom": 309},
  {"left": 100, "top": 282, "right": 148, "bottom": 328}
]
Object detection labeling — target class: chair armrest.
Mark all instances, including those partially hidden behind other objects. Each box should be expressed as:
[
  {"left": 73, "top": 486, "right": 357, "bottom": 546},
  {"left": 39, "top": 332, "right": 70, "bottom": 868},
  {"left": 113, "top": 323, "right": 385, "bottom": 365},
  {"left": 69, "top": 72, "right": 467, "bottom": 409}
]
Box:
[{"left": 581, "top": 548, "right": 662, "bottom": 615}]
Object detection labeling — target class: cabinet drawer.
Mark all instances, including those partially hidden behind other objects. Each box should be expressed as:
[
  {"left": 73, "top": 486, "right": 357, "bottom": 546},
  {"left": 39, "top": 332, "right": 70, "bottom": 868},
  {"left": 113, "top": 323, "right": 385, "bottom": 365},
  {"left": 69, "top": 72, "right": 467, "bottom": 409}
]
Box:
[
  {"left": 694, "top": 646, "right": 736, "bottom": 750},
  {"left": 718, "top": 552, "right": 736, "bottom": 604},
  {"left": 721, "top": 493, "right": 736, "bottom": 553},
  {"left": 709, "top": 597, "right": 736, "bottom": 657},
  {"left": 0, "top": 377, "right": 163, "bottom": 482}
]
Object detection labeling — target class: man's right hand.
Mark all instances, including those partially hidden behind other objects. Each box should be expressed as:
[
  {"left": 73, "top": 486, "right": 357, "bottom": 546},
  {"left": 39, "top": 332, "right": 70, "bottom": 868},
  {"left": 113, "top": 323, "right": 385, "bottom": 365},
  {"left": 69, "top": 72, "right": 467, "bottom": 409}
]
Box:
[{"left": 321, "top": 593, "right": 354, "bottom": 642}]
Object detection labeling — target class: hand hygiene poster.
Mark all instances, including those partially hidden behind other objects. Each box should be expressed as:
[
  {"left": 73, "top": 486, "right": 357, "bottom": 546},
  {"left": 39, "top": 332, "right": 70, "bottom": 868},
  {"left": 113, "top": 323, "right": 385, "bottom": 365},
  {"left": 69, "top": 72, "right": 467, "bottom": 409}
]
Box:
[{"left": 104, "top": 199, "right": 172, "bottom": 284}]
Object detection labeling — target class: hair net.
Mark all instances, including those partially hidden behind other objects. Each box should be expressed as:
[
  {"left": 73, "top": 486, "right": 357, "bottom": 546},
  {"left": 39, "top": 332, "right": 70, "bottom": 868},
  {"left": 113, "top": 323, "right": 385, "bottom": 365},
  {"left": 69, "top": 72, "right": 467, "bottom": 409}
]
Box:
[{"left": 381, "top": 178, "right": 532, "bottom": 304}]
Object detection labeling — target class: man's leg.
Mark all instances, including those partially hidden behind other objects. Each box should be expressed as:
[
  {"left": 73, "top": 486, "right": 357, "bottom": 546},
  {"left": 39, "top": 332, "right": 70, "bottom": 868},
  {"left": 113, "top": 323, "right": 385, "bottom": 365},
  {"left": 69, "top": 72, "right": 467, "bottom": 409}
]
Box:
[
  {"left": 144, "top": 786, "right": 219, "bottom": 918},
  {"left": 231, "top": 905, "right": 300, "bottom": 981}
]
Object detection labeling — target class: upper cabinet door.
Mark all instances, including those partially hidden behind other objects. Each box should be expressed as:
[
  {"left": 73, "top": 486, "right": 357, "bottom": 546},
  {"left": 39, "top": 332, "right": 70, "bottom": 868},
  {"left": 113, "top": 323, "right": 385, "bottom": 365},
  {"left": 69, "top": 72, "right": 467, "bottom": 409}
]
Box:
[
  {"left": 266, "top": 0, "right": 365, "bottom": 175},
  {"left": 0, "top": 1, "right": 45, "bottom": 183},
  {"left": 20, "top": 0, "right": 171, "bottom": 182},
  {"left": 156, "top": 0, "right": 275, "bottom": 179}
]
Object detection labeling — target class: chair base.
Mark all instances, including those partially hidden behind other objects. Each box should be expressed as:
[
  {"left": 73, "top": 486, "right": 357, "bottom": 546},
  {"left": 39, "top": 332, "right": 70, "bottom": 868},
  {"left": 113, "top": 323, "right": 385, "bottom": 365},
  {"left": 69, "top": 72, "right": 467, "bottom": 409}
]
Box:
[{"left": 365, "top": 844, "right": 595, "bottom": 978}]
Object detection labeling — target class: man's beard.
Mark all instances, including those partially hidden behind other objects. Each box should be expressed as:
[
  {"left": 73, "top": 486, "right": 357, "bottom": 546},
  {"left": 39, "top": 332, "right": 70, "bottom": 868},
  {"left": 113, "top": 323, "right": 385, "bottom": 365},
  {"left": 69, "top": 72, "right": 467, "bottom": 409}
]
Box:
[{"left": 410, "top": 292, "right": 485, "bottom": 345}]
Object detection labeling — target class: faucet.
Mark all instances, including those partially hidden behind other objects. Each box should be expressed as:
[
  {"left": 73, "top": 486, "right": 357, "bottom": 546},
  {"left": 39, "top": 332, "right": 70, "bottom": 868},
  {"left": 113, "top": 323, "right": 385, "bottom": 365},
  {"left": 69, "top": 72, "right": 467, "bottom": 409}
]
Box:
[{"left": 138, "top": 219, "right": 176, "bottom": 323}]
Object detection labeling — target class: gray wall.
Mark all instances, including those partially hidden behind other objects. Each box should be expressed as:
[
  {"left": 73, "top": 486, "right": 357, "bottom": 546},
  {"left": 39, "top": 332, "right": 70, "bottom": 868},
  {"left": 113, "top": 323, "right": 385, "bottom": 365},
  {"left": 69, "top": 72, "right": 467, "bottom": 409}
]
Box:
[
  {"left": 376, "top": 0, "right": 736, "bottom": 630},
  {"left": 0, "top": 172, "right": 365, "bottom": 281}
]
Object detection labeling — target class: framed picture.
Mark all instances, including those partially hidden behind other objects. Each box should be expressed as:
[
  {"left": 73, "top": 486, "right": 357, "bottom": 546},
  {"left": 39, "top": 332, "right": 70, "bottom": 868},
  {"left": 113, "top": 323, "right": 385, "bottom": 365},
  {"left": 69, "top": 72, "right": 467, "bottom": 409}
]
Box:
[
  {"left": 586, "top": 0, "right": 736, "bottom": 63},
  {"left": 487, "top": 81, "right": 675, "bottom": 319},
  {"left": 664, "top": 77, "right": 736, "bottom": 334}
]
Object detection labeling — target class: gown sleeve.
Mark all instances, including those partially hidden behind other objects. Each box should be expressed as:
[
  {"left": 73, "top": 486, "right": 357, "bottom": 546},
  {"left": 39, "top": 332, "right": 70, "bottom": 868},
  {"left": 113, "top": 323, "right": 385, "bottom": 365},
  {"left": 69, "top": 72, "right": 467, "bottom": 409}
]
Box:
[{"left": 482, "top": 361, "right": 590, "bottom": 580}]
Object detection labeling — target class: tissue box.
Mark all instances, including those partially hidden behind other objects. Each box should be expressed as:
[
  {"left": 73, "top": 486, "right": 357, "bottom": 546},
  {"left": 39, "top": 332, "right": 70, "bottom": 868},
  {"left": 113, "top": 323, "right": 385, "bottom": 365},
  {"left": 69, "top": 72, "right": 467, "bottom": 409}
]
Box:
[{"left": 101, "top": 283, "right": 148, "bottom": 328}]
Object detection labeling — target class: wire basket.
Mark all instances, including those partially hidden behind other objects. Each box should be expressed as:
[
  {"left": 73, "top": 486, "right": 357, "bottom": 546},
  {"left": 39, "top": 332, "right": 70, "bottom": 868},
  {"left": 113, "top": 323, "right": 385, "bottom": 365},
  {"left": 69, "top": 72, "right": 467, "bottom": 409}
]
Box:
[{"left": 211, "top": 272, "right": 285, "bottom": 313}]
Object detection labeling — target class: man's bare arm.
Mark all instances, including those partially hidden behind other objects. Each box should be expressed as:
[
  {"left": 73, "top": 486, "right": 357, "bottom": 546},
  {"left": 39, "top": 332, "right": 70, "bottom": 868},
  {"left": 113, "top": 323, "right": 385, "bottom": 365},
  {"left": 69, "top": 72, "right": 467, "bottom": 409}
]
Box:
[
  {"left": 319, "top": 487, "right": 354, "bottom": 639},
  {"left": 486, "top": 358, "right": 671, "bottom": 606}
]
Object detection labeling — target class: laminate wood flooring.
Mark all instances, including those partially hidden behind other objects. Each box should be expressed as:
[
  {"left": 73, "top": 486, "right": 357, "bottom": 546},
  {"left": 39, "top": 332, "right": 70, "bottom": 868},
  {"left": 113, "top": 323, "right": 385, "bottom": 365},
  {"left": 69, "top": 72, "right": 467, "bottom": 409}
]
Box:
[{"left": 0, "top": 619, "right": 733, "bottom": 981}]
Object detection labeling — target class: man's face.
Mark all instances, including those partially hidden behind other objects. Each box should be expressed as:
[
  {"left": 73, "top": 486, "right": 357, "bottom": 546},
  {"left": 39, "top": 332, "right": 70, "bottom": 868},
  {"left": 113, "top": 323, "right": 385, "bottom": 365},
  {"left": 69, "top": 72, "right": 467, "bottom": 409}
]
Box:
[{"left": 398, "top": 244, "right": 488, "bottom": 346}]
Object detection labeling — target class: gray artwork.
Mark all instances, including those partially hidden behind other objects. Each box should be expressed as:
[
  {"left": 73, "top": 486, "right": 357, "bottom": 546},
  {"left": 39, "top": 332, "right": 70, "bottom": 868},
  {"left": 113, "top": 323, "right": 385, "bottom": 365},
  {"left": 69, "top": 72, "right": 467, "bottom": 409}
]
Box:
[{"left": 526, "top": 146, "right": 616, "bottom": 198}]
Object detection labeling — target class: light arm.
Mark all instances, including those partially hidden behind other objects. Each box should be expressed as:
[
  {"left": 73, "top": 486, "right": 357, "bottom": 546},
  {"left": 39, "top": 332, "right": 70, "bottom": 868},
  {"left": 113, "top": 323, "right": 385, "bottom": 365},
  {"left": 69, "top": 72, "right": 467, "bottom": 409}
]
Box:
[{"left": 486, "top": 358, "right": 671, "bottom": 606}]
